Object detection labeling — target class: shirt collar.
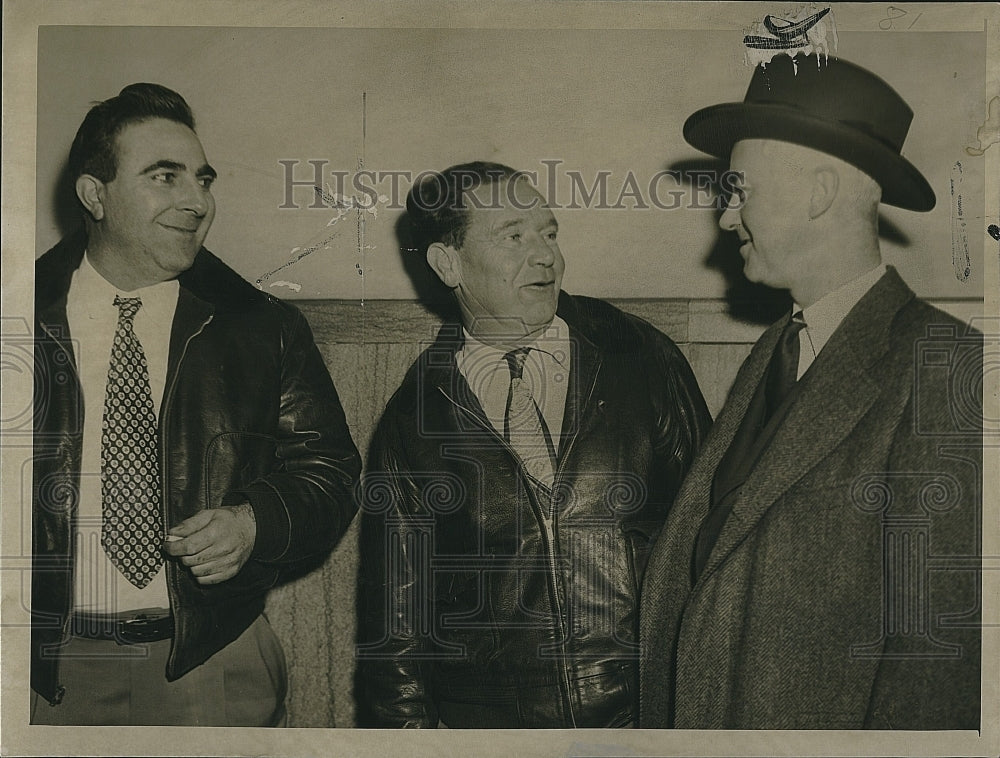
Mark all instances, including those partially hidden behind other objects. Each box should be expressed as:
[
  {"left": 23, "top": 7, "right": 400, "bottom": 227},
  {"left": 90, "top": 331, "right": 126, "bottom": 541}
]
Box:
[
  {"left": 72, "top": 252, "right": 180, "bottom": 321},
  {"left": 459, "top": 315, "right": 571, "bottom": 369},
  {"left": 796, "top": 263, "right": 887, "bottom": 357}
]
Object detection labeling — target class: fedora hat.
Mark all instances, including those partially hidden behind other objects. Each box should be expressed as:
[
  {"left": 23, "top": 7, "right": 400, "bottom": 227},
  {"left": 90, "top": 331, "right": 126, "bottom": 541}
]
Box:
[{"left": 683, "top": 54, "right": 935, "bottom": 211}]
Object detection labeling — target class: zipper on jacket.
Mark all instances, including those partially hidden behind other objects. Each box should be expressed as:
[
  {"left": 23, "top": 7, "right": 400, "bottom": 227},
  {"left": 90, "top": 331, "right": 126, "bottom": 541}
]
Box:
[
  {"left": 536, "top": 489, "right": 576, "bottom": 727},
  {"left": 158, "top": 313, "right": 213, "bottom": 674},
  {"left": 529, "top": 362, "right": 601, "bottom": 726},
  {"left": 440, "top": 390, "right": 578, "bottom": 726}
]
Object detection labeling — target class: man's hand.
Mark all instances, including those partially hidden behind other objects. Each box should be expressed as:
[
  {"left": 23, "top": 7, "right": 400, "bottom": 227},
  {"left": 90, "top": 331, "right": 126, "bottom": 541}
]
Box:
[{"left": 164, "top": 503, "right": 257, "bottom": 585}]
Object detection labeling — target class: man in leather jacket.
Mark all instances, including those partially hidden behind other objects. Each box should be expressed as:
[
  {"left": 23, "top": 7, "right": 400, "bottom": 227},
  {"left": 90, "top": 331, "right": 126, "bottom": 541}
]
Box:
[
  {"left": 356, "top": 162, "right": 711, "bottom": 727},
  {"left": 31, "top": 83, "right": 361, "bottom": 725}
]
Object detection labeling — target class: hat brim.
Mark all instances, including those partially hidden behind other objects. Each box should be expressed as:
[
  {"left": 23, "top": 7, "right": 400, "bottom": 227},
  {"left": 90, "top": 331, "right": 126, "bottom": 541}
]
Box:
[{"left": 683, "top": 102, "right": 935, "bottom": 212}]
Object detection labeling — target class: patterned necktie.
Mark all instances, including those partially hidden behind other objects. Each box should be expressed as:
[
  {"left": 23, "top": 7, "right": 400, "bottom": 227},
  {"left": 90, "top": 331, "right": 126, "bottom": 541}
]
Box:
[
  {"left": 764, "top": 311, "right": 807, "bottom": 418},
  {"left": 101, "top": 295, "right": 163, "bottom": 588},
  {"left": 504, "top": 347, "right": 556, "bottom": 487}
]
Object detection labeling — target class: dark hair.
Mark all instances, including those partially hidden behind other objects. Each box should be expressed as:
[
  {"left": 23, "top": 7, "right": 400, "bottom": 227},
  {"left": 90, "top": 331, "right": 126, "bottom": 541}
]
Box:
[
  {"left": 405, "top": 162, "right": 525, "bottom": 252},
  {"left": 68, "top": 83, "right": 196, "bottom": 183}
]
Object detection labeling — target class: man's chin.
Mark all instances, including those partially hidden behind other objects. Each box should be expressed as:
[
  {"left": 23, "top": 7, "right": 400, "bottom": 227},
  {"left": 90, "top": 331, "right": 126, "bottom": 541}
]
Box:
[
  {"left": 159, "top": 247, "right": 201, "bottom": 279},
  {"left": 742, "top": 260, "right": 763, "bottom": 285},
  {"left": 521, "top": 295, "right": 558, "bottom": 322},
  {"left": 178, "top": 242, "right": 204, "bottom": 263}
]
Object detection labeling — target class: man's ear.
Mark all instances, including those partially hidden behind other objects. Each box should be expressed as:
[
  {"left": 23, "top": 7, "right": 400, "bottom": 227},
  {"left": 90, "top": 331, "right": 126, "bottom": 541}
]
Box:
[
  {"left": 75, "top": 174, "right": 105, "bottom": 221},
  {"left": 809, "top": 166, "right": 839, "bottom": 219},
  {"left": 426, "top": 242, "right": 462, "bottom": 288}
]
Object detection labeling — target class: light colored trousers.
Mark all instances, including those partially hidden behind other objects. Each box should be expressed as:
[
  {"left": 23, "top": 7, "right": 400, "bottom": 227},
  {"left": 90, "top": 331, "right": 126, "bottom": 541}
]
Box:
[{"left": 31, "top": 614, "right": 287, "bottom": 726}]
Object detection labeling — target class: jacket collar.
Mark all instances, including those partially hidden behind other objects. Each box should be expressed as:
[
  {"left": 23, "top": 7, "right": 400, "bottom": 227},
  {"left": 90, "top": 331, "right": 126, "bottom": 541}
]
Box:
[
  {"left": 698, "top": 266, "right": 915, "bottom": 583},
  {"left": 35, "top": 229, "right": 87, "bottom": 334},
  {"left": 423, "top": 291, "right": 597, "bottom": 382},
  {"left": 35, "top": 227, "right": 265, "bottom": 320},
  {"left": 35, "top": 229, "right": 260, "bottom": 380},
  {"left": 424, "top": 291, "right": 604, "bottom": 452}
]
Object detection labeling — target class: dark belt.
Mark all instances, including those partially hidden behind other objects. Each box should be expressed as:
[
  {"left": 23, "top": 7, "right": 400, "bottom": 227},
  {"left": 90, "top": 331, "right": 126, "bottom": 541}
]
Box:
[{"left": 70, "top": 610, "right": 174, "bottom": 645}]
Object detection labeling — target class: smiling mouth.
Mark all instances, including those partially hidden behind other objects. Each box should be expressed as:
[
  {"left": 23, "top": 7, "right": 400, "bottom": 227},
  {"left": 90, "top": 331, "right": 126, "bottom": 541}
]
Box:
[{"left": 160, "top": 223, "right": 200, "bottom": 234}]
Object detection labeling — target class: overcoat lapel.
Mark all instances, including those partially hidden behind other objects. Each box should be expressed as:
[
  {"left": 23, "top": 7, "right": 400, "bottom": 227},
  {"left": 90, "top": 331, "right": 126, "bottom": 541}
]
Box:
[
  {"left": 678, "top": 320, "right": 783, "bottom": 519},
  {"left": 638, "top": 317, "right": 780, "bottom": 721},
  {"left": 698, "top": 269, "right": 915, "bottom": 584},
  {"left": 640, "top": 319, "right": 780, "bottom": 621}
]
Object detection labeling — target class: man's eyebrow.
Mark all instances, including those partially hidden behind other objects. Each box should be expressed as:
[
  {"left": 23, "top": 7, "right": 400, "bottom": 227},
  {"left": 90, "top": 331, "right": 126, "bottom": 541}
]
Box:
[
  {"left": 493, "top": 217, "right": 558, "bottom": 233},
  {"left": 140, "top": 160, "right": 185, "bottom": 175},
  {"left": 140, "top": 160, "right": 217, "bottom": 180},
  {"left": 493, "top": 218, "right": 525, "bottom": 233}
]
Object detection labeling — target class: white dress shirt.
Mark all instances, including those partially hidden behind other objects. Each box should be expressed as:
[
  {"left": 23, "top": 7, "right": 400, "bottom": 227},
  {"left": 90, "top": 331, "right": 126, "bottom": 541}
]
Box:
[
  {"left": 65, "top": 254, "right": 178, "bottom": 613},
  {"left": 795, "top": 264, "right": 888, "bottom": 379},
  {"left": 456, "top": 316, "right": 571, "bottom": 453}
]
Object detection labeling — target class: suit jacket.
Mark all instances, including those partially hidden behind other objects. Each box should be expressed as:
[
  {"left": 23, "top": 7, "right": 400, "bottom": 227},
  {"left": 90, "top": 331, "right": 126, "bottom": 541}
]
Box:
[{"left": 639, "top": 267, "right": 982, "bottom": 729}]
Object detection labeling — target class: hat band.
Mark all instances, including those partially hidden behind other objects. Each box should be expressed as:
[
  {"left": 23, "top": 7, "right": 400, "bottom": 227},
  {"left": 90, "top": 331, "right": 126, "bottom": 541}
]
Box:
[
  {"left": 749, "top": 98, "right": 903, "bottom": 154},
  {"left": 836, "top": 119, "right": 901, "bottom": 153}
]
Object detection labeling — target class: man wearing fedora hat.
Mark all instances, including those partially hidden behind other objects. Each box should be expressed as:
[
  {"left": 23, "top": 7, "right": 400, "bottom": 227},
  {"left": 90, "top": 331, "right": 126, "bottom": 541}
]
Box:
[{"left": 640, "top": 54, "right": 982, "bottom": 729}]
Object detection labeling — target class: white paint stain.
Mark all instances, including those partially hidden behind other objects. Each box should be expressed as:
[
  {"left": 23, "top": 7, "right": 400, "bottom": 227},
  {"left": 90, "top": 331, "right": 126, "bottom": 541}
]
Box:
[
  {"left": 319, "top": 190, "right": 390, "bottom": 224},
  {"left": 966, "top": 95, "right": 1000, "bottom": 156},
  {"left": 951, "top": 161, "right": 971, "bottom": 282},
  {"left": 269, "top": 280, "right": 302, "bottom": 293},
  {"left": 743, "top": 4, "right": 838, "bottom": 69}
]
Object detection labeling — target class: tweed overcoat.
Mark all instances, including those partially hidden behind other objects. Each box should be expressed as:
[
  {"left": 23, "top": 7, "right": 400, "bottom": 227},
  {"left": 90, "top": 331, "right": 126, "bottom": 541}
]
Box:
[{"left": 639, "top": 268, "right": 982, "bottom": 730}]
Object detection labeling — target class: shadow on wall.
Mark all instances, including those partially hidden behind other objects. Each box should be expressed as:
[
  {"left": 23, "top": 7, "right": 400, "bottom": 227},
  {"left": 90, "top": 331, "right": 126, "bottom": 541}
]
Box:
[
  {"left": 52, "top": 159, "right": 82, "bottom": 243},
  {"left": 667, "top": 156, "right": 913, "bottom": 326},
  {"left": 667, "top": 157, "right": 789, "bottom": 326},
  {"left": 874, "top": 210, "right": 911, "bottom": 248},
  {"left": 393, "top": 210, "right": 461, "bottom": 322}
]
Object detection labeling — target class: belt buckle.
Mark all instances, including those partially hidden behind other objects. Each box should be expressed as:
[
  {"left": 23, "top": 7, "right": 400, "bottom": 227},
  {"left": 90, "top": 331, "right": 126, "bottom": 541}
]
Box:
[{"left": 119, "top": 614, "right": 169, "bottom": 644}]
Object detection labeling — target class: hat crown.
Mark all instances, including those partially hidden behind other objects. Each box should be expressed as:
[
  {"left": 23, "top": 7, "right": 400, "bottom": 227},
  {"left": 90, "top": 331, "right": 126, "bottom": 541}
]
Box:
[{"left": 746, "top": 55, "right": 913, "bottom": 152}]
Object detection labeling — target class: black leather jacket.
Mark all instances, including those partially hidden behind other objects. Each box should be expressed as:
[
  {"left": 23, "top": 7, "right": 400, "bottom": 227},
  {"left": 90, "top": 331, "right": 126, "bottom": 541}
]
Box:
[
  {"left": 357, "top": 293, "right": 711, "bottom": 727},
  {"left": 32, "top": 231, "right": 362, "bottom": 705}
]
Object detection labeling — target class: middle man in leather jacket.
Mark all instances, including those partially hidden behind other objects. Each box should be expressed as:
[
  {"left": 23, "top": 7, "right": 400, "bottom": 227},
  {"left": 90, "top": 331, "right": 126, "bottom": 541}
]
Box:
[{"left": 357, "top": 162, "right": 711, "bottom": 728}]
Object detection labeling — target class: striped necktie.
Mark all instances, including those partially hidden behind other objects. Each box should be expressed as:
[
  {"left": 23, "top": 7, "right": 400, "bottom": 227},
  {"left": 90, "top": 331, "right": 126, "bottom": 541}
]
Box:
[{"left": 503, "top": 347, "right": 556, "bottom": 487}]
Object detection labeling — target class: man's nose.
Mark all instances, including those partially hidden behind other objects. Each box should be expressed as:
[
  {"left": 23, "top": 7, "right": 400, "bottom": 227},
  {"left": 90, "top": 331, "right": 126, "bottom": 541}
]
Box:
[
  {"left": 177, "top": 178, "right": 211, "bottom": 216},
  {"left": 527, "top": 235, "right": 557, "bottom": 266},
  {"left": 718, "top": 192, "right": 741, "bottom": 232}
]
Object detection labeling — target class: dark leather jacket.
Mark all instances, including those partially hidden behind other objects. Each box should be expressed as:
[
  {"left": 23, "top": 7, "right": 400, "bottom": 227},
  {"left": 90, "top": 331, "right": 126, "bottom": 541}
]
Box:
[
  {"left": 32, "top": 231, "right": 362, "bottom": 705},
  {"left": 357, "top": 293, "right": 711, "bottom": 727}
]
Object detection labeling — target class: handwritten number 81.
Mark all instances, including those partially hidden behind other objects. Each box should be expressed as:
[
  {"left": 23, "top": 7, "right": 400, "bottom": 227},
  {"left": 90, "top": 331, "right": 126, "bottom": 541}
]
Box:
[{"left": 880, "top": 6, "right": 922, "bottom": 30}]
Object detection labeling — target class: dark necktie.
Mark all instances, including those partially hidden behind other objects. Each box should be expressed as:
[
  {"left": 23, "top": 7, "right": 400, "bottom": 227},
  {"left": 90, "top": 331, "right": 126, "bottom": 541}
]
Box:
[
  {"left": 692, "top": 310, "right": 807, "bottom": 581},
  {"left": 504, "top": 347, "right": 556, "bottom": 486},
  {"left": 101, "top": 295, "right": 163, "bottom": 588},
  {"left": 764, "top": 311, "right": 807, "bottom": 419}
]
